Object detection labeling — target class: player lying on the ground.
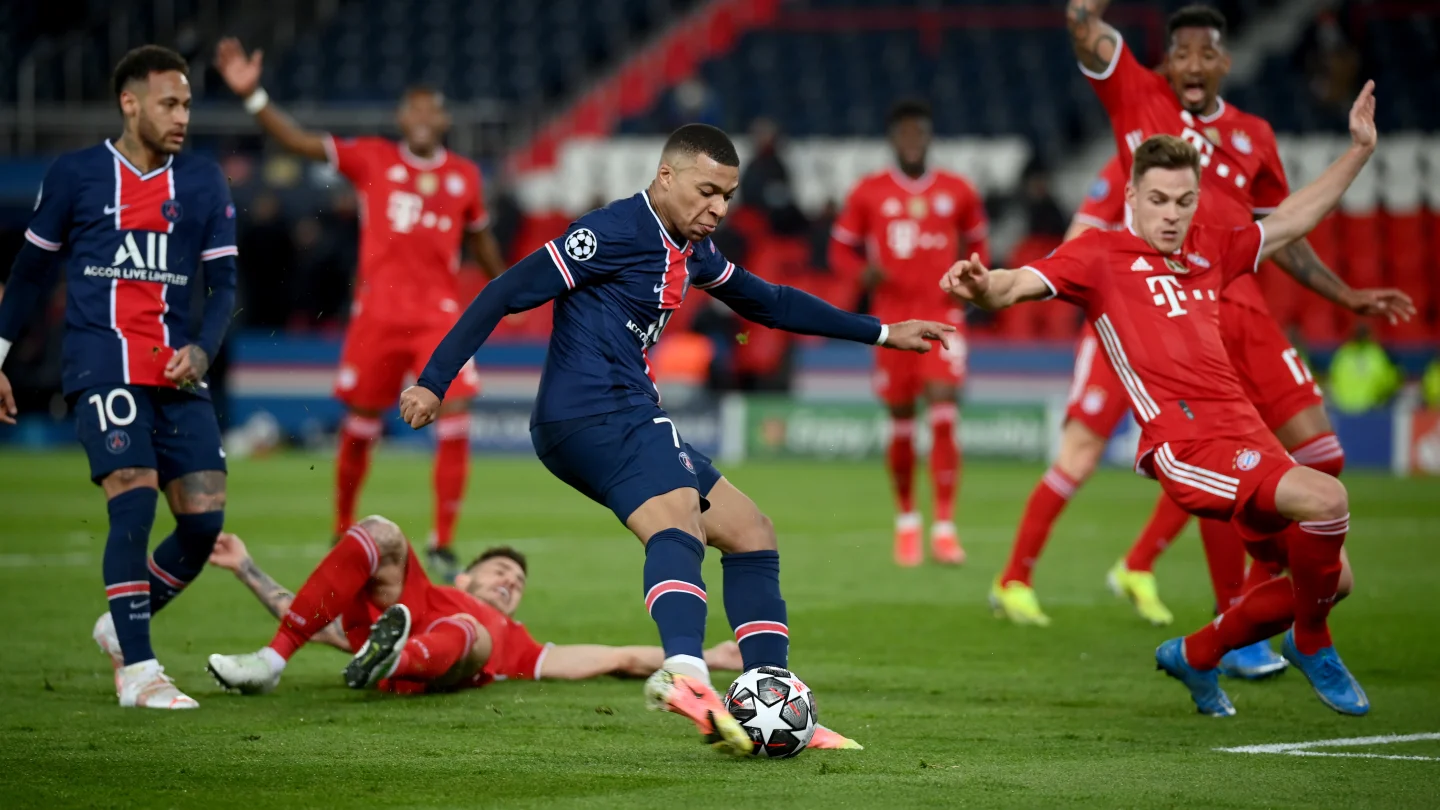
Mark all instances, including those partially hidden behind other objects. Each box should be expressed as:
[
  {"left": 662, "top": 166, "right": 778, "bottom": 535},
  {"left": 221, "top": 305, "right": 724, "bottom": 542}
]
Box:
[
  {"left": 0, "top": 45, "right": 238, "bottom": 710},
  {"left": 942, "top": 84, "right": 1405, "bottom": 717},
  {"left": 400, "top": 124, "right": 942, "bottom": 755}
]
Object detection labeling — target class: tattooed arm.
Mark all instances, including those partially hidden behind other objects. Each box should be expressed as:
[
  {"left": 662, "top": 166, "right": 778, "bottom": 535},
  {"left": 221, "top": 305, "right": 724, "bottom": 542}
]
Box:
[
  {"left": 1066, "top": 0, "right": 1119, "bottom": 74},
  {"left": 209, "top": 533, "right": 352, "bottom": 652},
  {"left": 1269, "top": 238, "right": 1415, "bottom": 323}
]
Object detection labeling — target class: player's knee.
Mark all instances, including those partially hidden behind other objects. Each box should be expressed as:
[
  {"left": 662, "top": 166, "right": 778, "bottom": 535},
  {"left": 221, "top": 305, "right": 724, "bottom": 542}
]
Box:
[
  {"left": 730, "top": 511, "right": 778, "bottom": 553},
  {"left": 359, "top": 515, "right": 407, "bottom": 561},
  {"left": 1311, "top": 476, "right": 1349, "bottom": 521},
  {"left": 1056, "top": 425, "right": 1104, "bottom": 481},
  {"left": 104, "top": 466, "right": 159, "bottom": 496}
]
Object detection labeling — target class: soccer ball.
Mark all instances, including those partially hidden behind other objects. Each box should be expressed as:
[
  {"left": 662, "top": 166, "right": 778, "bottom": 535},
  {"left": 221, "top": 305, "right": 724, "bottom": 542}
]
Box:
[{"left": 723, "top": 666, "right": 818, "bottom": 758}]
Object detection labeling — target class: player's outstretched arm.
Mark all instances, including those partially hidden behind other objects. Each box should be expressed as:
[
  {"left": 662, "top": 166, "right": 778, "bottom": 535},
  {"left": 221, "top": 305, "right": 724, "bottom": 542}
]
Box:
[
  {"left": 537, "top": 641, "right": 743, "bottom": 680},
  {"left": 214, "top": 38, "right": 328, "bottom": 162},
  {"left": 207, "top": 533, "right": 352, "bottom": 652},
  {"left": 466, "top": 229, "right": 508, "bottom": 279},
  {"left": 1260, "top": 82, "right": 1377, "bottom": 263},
  {"left": 940, "top": 253, "right": 1052, "bottom": 311},
  {"left": 1065, "top": 0, "right": 1118, "bottom": 74},
  {"left": 1270, "top": 238, "right": 1415, "bottom": 324}
]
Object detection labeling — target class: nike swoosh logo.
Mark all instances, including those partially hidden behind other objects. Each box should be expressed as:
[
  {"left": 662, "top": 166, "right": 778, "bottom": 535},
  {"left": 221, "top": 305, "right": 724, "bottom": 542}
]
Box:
[
  {"left": 104, "top": 204, "right": 130, "bottom": 215},
  {"left": 653, "top": 283, "right": 666, "bottom": 293},
  {"left": 128, "top": 599, "right": 148, "bottom": 609}
]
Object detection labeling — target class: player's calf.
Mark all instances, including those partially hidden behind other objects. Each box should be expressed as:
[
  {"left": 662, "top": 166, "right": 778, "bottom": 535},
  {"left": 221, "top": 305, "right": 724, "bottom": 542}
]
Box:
[
  {"left": 102, "top": 485, "right": 160, "bottom": 667},
  {"left": 148, "top": 509, "right": 225, "bottom": 613}
]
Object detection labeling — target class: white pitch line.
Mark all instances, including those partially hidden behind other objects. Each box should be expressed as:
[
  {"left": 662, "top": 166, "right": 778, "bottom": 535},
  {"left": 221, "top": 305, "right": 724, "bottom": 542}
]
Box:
[{"left": 1216, "top": 732, "right": 1440, "bottom": 758}]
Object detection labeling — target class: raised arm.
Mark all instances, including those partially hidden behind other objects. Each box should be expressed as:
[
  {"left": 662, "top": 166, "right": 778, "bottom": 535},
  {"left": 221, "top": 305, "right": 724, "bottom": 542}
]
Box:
[
  {"left": 214, "top": 38, "right": 328, "bottom": 162},
  {"left": 1258, "top": 82, "right": 1376, "bottom": 263},
  {"left": 537, "top": 641, "right": 742, "bottom": 680},
  {"left": 1270, "top": 237, "right": 1414, "bottom": 323},
  {"left": 940, "top": 253, "right": 1055, "bottom": 311},
  {"left": 207, "top": 533, "right": 351, "bottom": 652},
  {"left": 465, "top": 228, "right": 508, "bottom": 279},
  {"left": 1066, "top": 0, "right": 1119, "bottom": 74}
]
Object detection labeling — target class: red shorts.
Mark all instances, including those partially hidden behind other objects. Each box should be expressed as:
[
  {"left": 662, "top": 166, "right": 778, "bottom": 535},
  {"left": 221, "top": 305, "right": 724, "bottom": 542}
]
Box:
[
  {"left": 1140, "top": 430, "right": 1296, "bottom": 539},
  {"left": 1220, "top": 304, "right": 1323, "bottom": 431},
  {"left": 335, "top": 315, "right": 481, "bottom": 411},
  {"left": 873, "top": 325, "right": 967, "bottom": 407},
  {"left": 1063, "top": 324, "right": 1132, "bottom": 437}
]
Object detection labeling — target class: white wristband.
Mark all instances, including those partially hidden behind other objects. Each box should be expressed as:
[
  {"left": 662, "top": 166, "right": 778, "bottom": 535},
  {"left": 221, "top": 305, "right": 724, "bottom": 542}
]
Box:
[
  {"left": 0, "top": 337, "right": 11, "bottom": 368},
  {"left": 875, "top": 324, "right": 889, "bottom": 346},
  {"left": 243, "top": 87, "right": 270, "bottom": 115}
]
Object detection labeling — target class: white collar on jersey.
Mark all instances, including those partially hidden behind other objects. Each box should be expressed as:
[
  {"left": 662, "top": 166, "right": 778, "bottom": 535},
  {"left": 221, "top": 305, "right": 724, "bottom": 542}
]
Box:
[
  {"left": 105, "top": 139, "right": 174, "bottom": 180},
  {"left": 399, "top": 143, "right": 447, "bottom": 170},
  {"left": 1198, "top": 97, "right": 1227, "bottom": 124},
  {"left": 888, "top": 167, "right": 937, "bottom": 194},
  {"left": 640, "top": 189, "right": 689, "bottom": 252}
]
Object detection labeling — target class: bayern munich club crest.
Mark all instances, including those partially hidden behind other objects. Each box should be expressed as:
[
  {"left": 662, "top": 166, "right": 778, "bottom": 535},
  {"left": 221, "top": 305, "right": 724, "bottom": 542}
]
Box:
[
  {"left": 678, "top": 451, "right": 695, "bottom": 473},
  {"left": 105, "top": 429, "right": 131, "bottom": 455},
  {"left": 1235, "top": 448, "right": 1261, "bottom": 471},
  {"left": 565, "top": 228, "right": 598, "bottom": 262},
  {"left": 161, "top": 199, "right": 183, "bottom": 223}
]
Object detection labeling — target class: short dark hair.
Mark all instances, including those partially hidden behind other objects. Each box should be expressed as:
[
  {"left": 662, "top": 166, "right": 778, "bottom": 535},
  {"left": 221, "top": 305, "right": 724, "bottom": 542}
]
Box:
[
  {"left": 111, "top": 45, "right": 188, "bottom": 101},
  {"left": 1167, "top": 4, "right": 1228, "bottom": 46},
  {"left": 662, "top": 124, "right": 739, "bottom": 168},
  {"left": 466, "top": 546, "right": 528, "bottom": 576},
  {"left": 402, "top": 84, "right": 445, "bottom": 106},
  {"left": 888, "top": 99, "right": 932, "bottom": 128},
  {"left": 1132, "top": 134, "right": 1201, "bottom": 184}
]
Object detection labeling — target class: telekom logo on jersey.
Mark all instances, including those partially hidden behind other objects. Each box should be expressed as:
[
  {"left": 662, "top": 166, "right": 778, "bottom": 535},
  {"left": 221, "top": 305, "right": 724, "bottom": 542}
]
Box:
[{"left": 885, "top": 220, "right": 948, "bottom": 259}]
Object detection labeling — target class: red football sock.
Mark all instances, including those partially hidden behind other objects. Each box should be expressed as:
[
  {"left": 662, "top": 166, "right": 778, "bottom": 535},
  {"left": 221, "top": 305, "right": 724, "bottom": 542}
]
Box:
[
  {"left": 1290, "top": 432, "right": 1345, "bottom": 478},
  {"left": 1123, "top": 493, "right": 1190, "bottom": 572},
  {"left": 269, "top": 524, "right": 380, "bottom": 659},
  {"left": 335, "top": 414, "right": 381, "bottom": 537},
  {"left": 887, "top": 418, "right": 917, "bottom": 514},
  {"left": 431, "top": 414, "right": 471, "bottom": 550},
  {"left": 1183, "top": 576, "right": 1296, "bottom": 670},
  {"left": 1242, "top": 555, "right": 1286, "bottom": 594},
  {"left": 1199, "top": 518, "right": 1247, "bottom": 611},
  {"left": 1287, "top": 514, "right": 1348, "bottom": 654},
  {"left": 929, "top": 403, "right": 959, "bottom": 523},
  {"left": 392, "top": 616, "right": 475, "bottom": 681},
  {"left": 1000, "top": 467, "right": 1078, "bottom": 586}
]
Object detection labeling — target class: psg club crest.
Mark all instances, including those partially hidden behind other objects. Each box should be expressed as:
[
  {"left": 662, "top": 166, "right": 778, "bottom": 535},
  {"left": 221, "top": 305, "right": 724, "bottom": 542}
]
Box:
[
  {"left": 565, "top": 228, "right": 598, "bottom": 262},
  {"left": 678, "top": 451, "right": 696, "bottom": 474},
  {"left": 1235, "top": 449, "right": 1261, "bottom": 471},
  {"left": 105, "top": 429, "right": 131, "bottom": 455},
  {"left": 161, "top": 199, "right": 183, "bottom": 223}
]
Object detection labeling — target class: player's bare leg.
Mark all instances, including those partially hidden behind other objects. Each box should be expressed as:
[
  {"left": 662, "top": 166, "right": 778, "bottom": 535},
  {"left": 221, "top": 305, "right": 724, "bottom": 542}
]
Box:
[
  {"left": 334, "top": 405, "right": 383, "bottom": 544},
  {"left": 885, "top": 401, "right": 922, "bottom": 566},
  {"left": 427, "top": 396, "right": 473, "bottom": 582},
  {"left": 992, "top": 419, "right": 1104, "bottom": 626},
  {"left": 923, "top": 381, "right": 964, "bottom": 565}
]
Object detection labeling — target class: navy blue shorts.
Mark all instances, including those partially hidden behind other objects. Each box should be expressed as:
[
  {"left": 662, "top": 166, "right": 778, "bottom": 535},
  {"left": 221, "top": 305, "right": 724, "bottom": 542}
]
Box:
[
  {"left": 74, "top": 385, "right": 226, "bottom": 487},
  {"left": 531, "top": 406, "right": 722, "bottom": 524}
]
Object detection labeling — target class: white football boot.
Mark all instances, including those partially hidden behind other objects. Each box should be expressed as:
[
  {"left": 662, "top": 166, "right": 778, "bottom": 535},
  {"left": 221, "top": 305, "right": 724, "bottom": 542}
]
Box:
[
  {"left": 207, "top": 651, "right": 282, "bottom": 695},
  {"left": 117, "top": 660, "right": 198, "bottom": 709},
  {"left": 92, "top": 612, "right": 125, "bottom": 695}
]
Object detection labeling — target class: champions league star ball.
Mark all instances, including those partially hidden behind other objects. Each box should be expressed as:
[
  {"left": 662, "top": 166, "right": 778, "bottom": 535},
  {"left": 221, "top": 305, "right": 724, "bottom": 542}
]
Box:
[{"left": 724, "top": 667, "right": 818, "bottom": 758}]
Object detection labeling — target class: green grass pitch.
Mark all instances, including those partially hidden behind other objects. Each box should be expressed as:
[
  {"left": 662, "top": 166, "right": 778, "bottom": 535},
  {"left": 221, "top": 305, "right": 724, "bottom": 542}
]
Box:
[{"left": 2, "top": 450, "right": 1438, "bottom": 808}]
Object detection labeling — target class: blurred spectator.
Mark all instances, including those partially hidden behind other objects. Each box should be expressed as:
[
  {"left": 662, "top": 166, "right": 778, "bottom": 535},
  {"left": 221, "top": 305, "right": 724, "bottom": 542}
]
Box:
[
  {"left": 1019, "top": 159, "right": 1068, "bottom": 239},
  {"left": 808, "top": 200, "right": 840, "bottom": 275},
  {"left": 652, "top": 330, "right": 716, "bottom": 409},
  {"left": 236, "top": 192, "right": 296, "bottom": 328},
  {"left": 739, "top": 118, "right": 807, "bottom": 236},
  {"left": 1424, "top": 356, "right": 1440, "bottom": 411},
  {"left": 288, "top": 201, "right": 356, "bottom": 330},
  {"left": 1298, "top": 9, "right": 1361, "bottom": 115},
  {"left": 663, "top": 78, "right": 724, "bottom": 130},
  {"left": 1326, "top": 323, "right": 1401, "bottom": 413}
]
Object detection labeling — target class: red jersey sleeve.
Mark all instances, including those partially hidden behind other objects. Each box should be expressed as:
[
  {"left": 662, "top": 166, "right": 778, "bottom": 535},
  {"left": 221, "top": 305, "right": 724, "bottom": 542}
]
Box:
[
  {"left": 1217, "top": 222, "right": 1266, "bottom": 283},
  {"left": 831, "top": 183, "right": 869, "bottom": 248},
  {"left": 464, "top": 166, "right": 490, "bottom": 232},
  {"left": 1074, "top": 157, "right": 1127, "bottom": 230},
  {"left": 1019, "top": 232, "right": 1101, "bottom": 307},
  {"left": 955, "top": 179, "right": 991, "bottom": 265},
  {"left": 489, "top": 623, "right": 549, "bottom": 681},
  {"left": 323, "top": 135, "right": 386, "bottom": 184},
  {"left": 1082, "top": 34, "right": 1165, "bottom": 117},
  {"left": 1247, "top": 124, "right": 1290, "bottom": 215}
]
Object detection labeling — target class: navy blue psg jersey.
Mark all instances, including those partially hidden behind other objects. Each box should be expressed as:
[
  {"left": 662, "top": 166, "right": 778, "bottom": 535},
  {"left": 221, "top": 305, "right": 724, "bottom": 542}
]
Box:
[
  {"left": 24, "top": 141, "right": 237, "bottom": 397},
  {"left": 533, "top": 191, "right": 737, "bottom": 424}
]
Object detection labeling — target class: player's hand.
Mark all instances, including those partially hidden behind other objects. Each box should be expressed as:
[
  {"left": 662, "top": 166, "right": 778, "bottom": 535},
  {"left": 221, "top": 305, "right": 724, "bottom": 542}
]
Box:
[
  {"left": 214, "top": 37, "right": 264, "bottom": 98},
  {"left": 208, "top": 532, "right": 251, "bottom": 573},
  {"left": 882, "top": 320, "right": 955, "bottom": 354},
  {"left": 399, "top": 385, "right": 441, "bottom": 429},
  {"left": 164, "top": 345, "right": 210, "bottom": 387},
  {"left": 0, "top": 370, "right": 17, "bottom": 425},
  {"left": 940, "top": 253, "right": 992, "bottom": 303},
  {"left": 703, "top": 641, "right": 744, "bottom": 672},
  {"left": 1342, "top": 287, "right": 1415, "bottom": 324},
  {"left": 1349, "top": 80, "right": 1377, "bottom": 151}
]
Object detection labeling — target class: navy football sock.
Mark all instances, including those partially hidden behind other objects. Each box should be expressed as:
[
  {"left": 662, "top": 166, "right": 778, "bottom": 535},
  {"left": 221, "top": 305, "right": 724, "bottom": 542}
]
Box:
[
  {"left": 103, "top": 488, "right": 159, "bottom": 665},
  {"left": 149, "top": 511, "right": 224, "bottom": 613},
  {"left": 721, "top": 550, "right": 789, "bottom": 670},
  {"left": 642, "top": 529, "right": 708, "bottom": 662}
]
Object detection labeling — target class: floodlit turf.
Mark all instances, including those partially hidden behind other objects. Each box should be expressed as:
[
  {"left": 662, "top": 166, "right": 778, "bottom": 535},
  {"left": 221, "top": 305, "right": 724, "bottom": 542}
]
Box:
[{"left": 2, "top": 450, "right": 1438, "bottom": 808}]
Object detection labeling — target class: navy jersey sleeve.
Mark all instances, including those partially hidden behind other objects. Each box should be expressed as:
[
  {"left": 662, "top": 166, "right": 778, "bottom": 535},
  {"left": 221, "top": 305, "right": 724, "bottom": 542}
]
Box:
[
  {"left": 692, "top": 239, "right": 882, "bottom": 345},
  {"left": 543, "top": 209, "right": 633, "bottom": 291},
  {"left": 195, "top": 164, "right": 239, "bottom": 358},
  {"left": 1, "top": 158, "right": 73, "bottom": 347},
  {"left": 24, "top": 155, "right": 78, "bottom": 252}
]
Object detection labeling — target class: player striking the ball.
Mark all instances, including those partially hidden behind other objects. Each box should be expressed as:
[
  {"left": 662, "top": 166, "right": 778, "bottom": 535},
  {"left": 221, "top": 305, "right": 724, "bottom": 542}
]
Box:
[
  {"left": 943, "top": 83, "right": 1404, "bottom": 716},
  {"left": 402, "top": 124, "right": 951, "bottom": 754},
  {"left": 0, "top": 46, "right": 237, "bottom": 709},
  {"left": 214, "top": 38, "right": 507, "bottom": 581},
  {"left": 1065, "top": 1, "right": 1412, "bottom": 677},
  {"left": 830, "top": 99, "right": 988, "bottom": 567}
]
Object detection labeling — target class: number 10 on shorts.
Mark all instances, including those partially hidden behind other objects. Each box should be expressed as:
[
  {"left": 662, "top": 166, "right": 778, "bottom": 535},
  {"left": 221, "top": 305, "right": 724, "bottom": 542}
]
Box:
[{"left": 87, "top": 389, "right": 138, "bottom": 431}]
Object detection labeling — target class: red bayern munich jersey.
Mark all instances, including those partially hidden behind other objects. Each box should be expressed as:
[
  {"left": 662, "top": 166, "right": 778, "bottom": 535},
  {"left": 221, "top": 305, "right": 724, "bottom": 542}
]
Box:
[
  {"left": 324, "top": 137, "right": 488, "bottom": 323},
  {"left": 1024, "top": 223, "right": 1270, "bottom": 464},
  {"left": 1083, "top": 35, "right": 1289, "bottom": 314},
  {"left": 1073, "top": 155, "right": 1128, "bottom": 231},
  {"left": 442, "top": 586, "right": 550, "bottom": 687},
  {"left": 833, "top": 168, "right": 990, "bottom": 321}
]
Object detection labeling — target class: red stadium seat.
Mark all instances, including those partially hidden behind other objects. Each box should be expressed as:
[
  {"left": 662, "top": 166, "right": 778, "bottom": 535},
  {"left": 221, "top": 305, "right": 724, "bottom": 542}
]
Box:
[{"left": 1339, "top": 213, "right": 1384, "bottom": 289}]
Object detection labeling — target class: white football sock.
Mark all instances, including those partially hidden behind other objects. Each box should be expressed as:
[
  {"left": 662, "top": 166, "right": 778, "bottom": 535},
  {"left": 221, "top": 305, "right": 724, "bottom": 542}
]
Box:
[{"left": 663, "top": 654, "right": 711, "bottom": 687}]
